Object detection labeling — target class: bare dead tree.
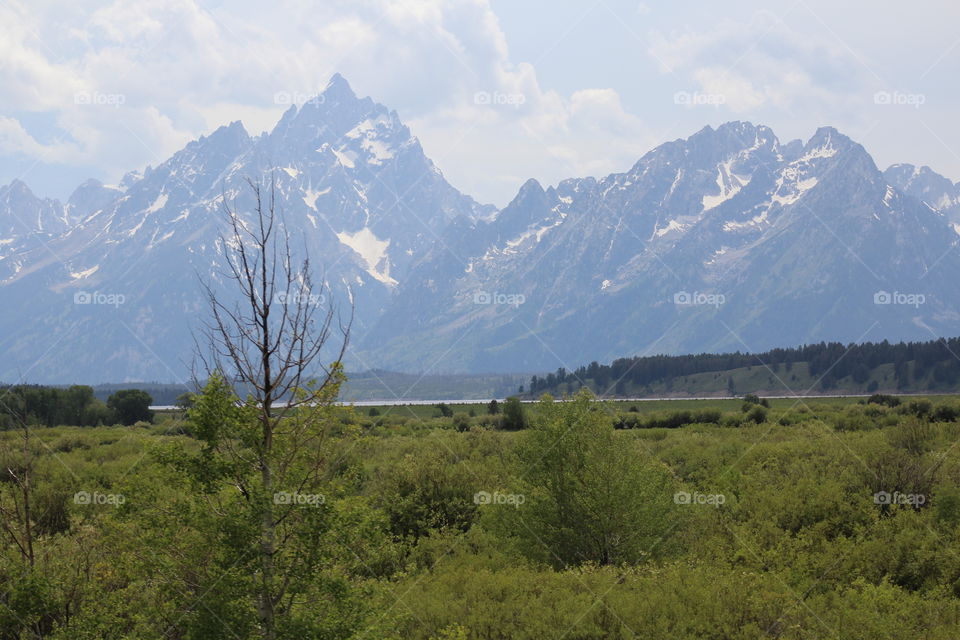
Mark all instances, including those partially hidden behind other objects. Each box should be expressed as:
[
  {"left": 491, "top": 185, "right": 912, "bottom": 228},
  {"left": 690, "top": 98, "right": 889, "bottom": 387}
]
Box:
[
  {"left": 195, "top": 175, "right": 351, "bottom": 640},
  {"left": 0, "top": 396, "right": 35, "bottom": 570}
]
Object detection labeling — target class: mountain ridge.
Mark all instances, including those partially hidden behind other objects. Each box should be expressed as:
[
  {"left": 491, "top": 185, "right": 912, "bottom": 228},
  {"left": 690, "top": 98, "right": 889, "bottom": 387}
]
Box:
[{"left": 1, "top": 75, "right": 958, "bottom": 383}]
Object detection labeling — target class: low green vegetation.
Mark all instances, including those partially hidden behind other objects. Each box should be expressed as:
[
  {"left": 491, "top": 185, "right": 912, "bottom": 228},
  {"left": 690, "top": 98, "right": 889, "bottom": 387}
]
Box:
[{"left": 4, "top": 390, "right": 960, "bottom": 638}]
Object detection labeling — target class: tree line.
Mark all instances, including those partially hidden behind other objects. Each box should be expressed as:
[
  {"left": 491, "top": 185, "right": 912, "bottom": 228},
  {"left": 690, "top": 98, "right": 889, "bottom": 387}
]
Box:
[
  {"left": 528, "top": 337, "right": 960, "bottom": 396},
  {"left": 0, "top": 385, "right": 155, "bottom": 428}
]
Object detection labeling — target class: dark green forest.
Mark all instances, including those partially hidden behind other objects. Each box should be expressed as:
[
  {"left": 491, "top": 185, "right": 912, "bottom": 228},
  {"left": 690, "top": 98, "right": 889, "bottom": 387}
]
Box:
[{"left": 528, "top": 337, "right": 960, "bottom": 397}]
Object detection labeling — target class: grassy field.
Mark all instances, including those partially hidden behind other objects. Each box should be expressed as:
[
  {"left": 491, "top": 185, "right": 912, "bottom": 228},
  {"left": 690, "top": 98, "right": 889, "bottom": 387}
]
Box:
[
  {"left": 347, "top": 394, "right": 880, "bottom": 419},
  {"left": 6, "top": 392, "right": 960, "bottom": 638}
]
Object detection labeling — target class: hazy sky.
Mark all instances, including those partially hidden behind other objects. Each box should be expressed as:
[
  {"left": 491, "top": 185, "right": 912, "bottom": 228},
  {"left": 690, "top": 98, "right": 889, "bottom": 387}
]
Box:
[{"left": 3, "top": 0, "right": 959, "bottom": 207}]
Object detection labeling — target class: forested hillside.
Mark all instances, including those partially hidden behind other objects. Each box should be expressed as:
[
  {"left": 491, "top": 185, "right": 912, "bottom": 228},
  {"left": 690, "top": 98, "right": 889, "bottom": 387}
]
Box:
[{"left": 528, "top": 338, "right": 960, "bottom": 398}]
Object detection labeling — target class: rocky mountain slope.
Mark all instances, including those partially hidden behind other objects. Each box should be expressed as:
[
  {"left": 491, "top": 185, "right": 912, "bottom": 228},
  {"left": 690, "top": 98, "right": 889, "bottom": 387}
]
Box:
[{"left": 1, "top": 77, "right": 957, "bottom": 382}]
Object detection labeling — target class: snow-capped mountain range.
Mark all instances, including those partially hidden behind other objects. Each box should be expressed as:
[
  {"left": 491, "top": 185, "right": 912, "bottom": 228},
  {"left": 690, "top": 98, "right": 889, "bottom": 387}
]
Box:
[{"left": 1, "top": 75, "right": 958, "bottom": 382}]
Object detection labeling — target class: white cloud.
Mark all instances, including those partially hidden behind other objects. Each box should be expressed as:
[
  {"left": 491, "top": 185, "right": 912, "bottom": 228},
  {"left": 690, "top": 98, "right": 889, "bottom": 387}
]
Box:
[
  {"left": 0, "top": 116, "right": 77, "bottom": 162},
  {"left": 648, "top": 12, "right": 863, "bottom": 116},
  {"left": 0, "top": 0, "right": 656, "bottom": 206}
]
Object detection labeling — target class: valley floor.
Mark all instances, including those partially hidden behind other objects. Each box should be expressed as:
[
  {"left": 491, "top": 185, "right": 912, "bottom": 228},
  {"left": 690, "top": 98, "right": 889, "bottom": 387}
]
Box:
[{"left": 3, "top": 394, "right": 960, "bottom": 638}]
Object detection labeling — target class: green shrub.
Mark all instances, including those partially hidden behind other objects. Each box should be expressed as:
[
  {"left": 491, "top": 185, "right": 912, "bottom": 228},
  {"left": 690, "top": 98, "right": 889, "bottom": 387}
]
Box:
[
  {"left": 867, "top": 393, "right": 901, "bottom": 408},
  {"left": 452, "top": 414, "right": 470, "bottom": 433},
  {"left": 508, "top": 391, "right": 681, "bottom": 567},
  {"left": 835, "top": 407, "right": 875, "bottom": 432},
  {"left": 376, "top": 451, "right": 478, "bottom": 541},
  {"left": 887, "top": 417, "right": 936, "bottom": 455},
  {"left": 931, "top": 404, "right": 960, "bottom": 423},
  {"left": 898, "top": 400, "right": 932, "bottom": 418},
  {"left": 501, "top": 397, "right": 527, "bottom": 430}
]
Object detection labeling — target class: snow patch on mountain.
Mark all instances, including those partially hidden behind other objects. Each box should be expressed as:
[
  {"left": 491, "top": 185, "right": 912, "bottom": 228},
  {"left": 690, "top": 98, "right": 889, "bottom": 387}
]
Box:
[
  {"left": 799, "top": 144, "right": 837, "bottom": 161},
  {"left": 145, "top": 193, "right": 168, "bottom": 214},
  {"left": 337, "top": 227, "right": 396, "bottom": 286},
  {"left": 703, "top": 160, "right": 751, "bottom": 211},
  {"left": 505, "top": 217, "right": 565, "bottom": 252},
  {"left": 331, "top": 148, "right": 356, "bottom": 169},
  {"left": 772, "top": 177, "right": 818, "bottom": 206},
  {"left": 69, "top": 265, "right": 99, "bottom": 280},
  {"left": 303, "top": 186, "right": 330, "bottom": 211},
  {"left": 362, "top": 139, "right": 393, "bottom": 164},
  {"left": 654, "top": 219, "right": 688, "bottom": 237}
]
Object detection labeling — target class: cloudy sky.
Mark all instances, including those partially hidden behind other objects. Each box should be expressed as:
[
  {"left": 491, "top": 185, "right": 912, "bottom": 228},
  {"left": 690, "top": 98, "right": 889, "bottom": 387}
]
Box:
[{"left": 3, "top": 0, "right": 959, "bottom": 207}]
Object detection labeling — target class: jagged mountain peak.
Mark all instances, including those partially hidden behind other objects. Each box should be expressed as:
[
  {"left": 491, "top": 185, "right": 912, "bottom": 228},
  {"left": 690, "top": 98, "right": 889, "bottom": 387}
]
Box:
[
  {"left": 515, "top": 177, "right": 545, "bottom": 198},
  {"left": 804, "top": 125, "right": 846, "bottom": 151},
  {"left": 323, "top": 72, "right": 356, "bottom": 100},
  {"left": 204, "top": 120, "right": 248, "bottom": 143},
  {"left": 3, "top": 178, "right": 34, "bottom": 198},
  {"left": 66, "top": 179, "right": 121, "bottom": 222},
  {"left": 264, "top": 74, "right": 417, "bottom": 172},
  {"left": 884, "top": 162, "right": 960, "bottom": 222}
]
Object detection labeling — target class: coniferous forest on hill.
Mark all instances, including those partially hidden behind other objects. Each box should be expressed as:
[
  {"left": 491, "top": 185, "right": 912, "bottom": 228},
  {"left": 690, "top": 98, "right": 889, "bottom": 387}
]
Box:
[{"left": 527, "top": 337, "right": 960, "bottom": 398}]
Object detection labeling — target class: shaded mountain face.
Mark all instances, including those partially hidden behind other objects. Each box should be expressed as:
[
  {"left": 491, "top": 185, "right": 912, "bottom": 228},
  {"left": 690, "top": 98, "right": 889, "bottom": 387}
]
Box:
[
  {"left": 361, "top": 122, "right": 960, "bottom": 374},
  {"left": 0, "top": 78, "right": 958, "bottom": 383}
]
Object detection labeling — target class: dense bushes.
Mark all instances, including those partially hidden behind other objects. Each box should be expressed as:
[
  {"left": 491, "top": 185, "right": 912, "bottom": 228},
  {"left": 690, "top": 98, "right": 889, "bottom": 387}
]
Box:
[
  {"left": 374, "top": 449, "right": 479, "bottom": 541},
  {"left": 5, "top": 394, "right": 960, "bottom": 637},
  {"left": 614, "top": 408, "right": 724, "bottom": 429}
]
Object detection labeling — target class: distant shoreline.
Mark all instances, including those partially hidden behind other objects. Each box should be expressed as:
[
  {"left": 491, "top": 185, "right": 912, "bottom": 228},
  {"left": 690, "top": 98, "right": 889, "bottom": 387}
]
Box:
[{"left": 150, "top": 390, "right": 960, "bottom": 410}]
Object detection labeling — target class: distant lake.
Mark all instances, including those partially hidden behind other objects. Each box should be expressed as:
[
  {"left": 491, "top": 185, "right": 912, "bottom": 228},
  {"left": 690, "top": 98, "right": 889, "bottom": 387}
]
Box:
[{"left": 150, "top": 393, "right": 887, "bottom": 411}]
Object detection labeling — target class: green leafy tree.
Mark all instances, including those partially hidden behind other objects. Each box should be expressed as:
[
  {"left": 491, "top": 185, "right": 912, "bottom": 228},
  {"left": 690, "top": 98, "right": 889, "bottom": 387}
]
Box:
[
  {"left": 60, "top": 385, "right": 96, "bottom": 425},
  {"left": 510, "top": 390, "right": 680, "bottom": 567},
  {"left": 501, "top": 397, "right": 527, "bottom": 430},
  {"left": 106, "top": 389, "right": 154, "bottom": 425},
  {"left": 175, "top": 391, "right": 196, "bottom": 410}
]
